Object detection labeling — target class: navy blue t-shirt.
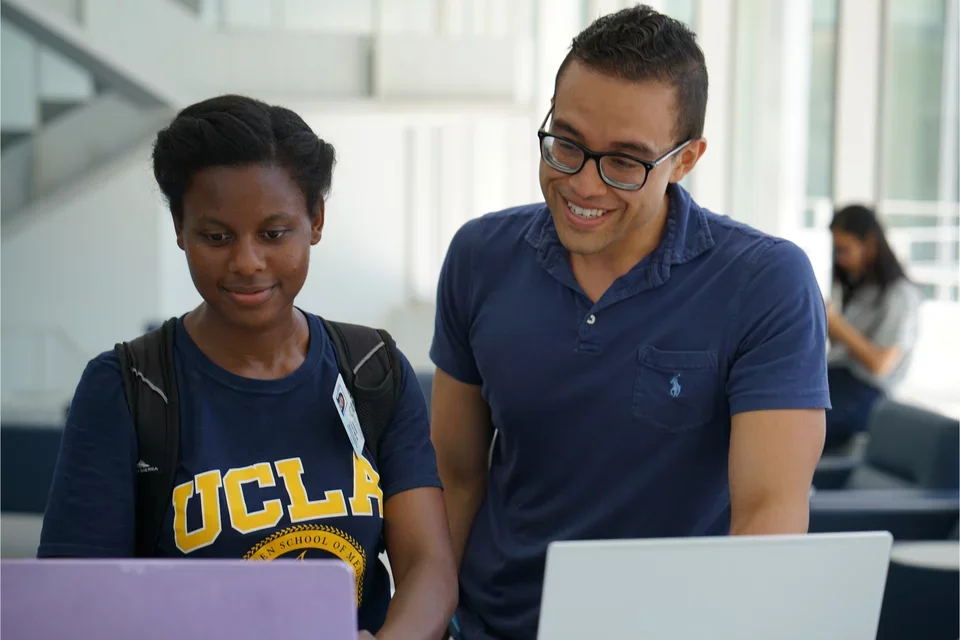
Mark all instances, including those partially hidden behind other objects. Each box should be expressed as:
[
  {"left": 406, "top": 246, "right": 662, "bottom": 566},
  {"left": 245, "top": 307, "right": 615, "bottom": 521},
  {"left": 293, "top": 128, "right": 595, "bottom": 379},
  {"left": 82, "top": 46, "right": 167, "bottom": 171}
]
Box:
[
  {"left": 39, "top": 312, "right": 441, "bottom": 632},
  {"left": 430, "top": 184, "right": 830, "bottom": 640}
]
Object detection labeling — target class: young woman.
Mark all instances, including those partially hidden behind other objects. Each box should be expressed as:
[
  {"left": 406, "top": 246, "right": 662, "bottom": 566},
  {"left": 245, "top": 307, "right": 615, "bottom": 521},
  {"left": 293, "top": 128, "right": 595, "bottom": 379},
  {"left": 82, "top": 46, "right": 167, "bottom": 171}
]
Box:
[
  {"left": 38, "top": 95, "right": 457, "bottom": 639},
  {"left": 824, "top": 204, "right": 921, "bottom": 449}
]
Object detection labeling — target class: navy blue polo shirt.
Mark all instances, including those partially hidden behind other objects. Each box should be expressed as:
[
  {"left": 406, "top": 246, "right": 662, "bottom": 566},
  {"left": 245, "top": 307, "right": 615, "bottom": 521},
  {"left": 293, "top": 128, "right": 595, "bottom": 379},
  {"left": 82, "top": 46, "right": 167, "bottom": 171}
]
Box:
[{"left": 430, "top": 184, "right": 830, "bottom": 640}]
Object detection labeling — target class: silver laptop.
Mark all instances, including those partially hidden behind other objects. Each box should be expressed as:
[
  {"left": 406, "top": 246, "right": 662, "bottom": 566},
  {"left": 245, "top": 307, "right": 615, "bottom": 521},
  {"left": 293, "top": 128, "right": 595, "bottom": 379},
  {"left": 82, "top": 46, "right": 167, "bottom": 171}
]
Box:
[{"left": 538, "top": 531, "right": 893, "bottom": 640}]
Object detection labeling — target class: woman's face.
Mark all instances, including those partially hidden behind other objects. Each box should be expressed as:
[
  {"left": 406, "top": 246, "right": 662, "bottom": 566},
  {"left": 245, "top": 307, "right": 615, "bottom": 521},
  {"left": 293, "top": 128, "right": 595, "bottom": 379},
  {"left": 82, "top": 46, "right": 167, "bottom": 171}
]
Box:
[
  {"left": 832, "top": 228, "right": 873, "bottom": 277},
  {"left": 175, "top": 163, "right": 323, "bottom": 331}
]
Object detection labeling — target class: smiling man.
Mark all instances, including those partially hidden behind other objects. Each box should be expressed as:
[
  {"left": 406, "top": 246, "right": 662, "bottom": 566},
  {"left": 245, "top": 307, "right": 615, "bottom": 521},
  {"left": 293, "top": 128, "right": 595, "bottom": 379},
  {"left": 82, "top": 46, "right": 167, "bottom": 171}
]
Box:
[{"left": 429, "top": 5, "right": 829, "bottom": 640}]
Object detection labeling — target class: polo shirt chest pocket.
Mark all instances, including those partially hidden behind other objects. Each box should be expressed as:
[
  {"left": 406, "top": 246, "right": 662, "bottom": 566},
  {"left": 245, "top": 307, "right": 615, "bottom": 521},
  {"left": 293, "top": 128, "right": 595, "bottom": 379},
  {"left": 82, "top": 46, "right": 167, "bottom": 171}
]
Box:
[{"left": 632, "top": 346, "right": 719, "bottom": 433}]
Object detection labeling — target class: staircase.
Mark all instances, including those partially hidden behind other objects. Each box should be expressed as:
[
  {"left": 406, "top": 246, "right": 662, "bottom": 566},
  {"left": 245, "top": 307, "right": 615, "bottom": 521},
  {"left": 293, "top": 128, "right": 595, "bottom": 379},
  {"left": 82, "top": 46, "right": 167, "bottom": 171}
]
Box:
[
  {"left": 0, "top": 0, "right": 369, "bottom": 225},
  {"left": 0, "top": 0, "right": 529, "bottom": 421},
  {"left": 1, "top": 0, "right": 523, "bottom": 226},
  {"left": 1, "top": 0, "right": 174, "bottom": 228}
]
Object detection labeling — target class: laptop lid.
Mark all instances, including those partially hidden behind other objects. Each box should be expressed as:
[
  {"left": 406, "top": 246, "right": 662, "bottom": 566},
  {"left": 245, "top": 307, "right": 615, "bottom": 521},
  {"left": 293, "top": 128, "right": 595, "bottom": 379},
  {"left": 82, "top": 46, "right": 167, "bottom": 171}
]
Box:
[
  {"left": 538, "top": 531, "right": 893, "bottom": 640},
  {"left": 1, "top": 558, "right": 357, "bottom": 640}
]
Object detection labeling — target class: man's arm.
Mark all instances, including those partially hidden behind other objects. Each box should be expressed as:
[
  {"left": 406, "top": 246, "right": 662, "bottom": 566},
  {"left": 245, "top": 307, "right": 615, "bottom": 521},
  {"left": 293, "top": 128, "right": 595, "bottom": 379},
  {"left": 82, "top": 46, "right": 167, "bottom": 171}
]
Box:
[
  {"left": 430, "top": 367, "right": 495, "bottom": 568},
  {"left": 728, "top": 408, "right": 825, "bottom": 535},
  {"left": 725, "top": 240, "right": 831, "bottom": 534},
  {"left": 428, "top": 217, "right": 491, "bottom": 569}
]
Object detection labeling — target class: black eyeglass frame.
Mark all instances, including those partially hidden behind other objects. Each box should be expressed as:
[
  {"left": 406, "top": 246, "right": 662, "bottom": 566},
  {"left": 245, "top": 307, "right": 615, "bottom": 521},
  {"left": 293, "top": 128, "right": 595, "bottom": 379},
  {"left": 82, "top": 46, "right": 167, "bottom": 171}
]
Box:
[{"left": 536, "top": 109, "right": 691, "bottom": 191}]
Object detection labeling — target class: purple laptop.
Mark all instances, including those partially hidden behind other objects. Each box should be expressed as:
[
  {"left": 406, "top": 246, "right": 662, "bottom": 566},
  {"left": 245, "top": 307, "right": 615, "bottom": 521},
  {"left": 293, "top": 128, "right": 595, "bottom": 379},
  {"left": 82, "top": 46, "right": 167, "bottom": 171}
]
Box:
[{"left": 1, "top": 558, "right": 357, "bottom": 640}]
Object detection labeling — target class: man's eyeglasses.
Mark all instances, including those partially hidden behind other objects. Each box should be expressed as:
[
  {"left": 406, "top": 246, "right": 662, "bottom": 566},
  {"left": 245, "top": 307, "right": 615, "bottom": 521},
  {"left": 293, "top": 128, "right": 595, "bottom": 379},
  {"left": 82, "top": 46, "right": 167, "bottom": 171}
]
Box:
[{"left": 536, "top": 109, "right": 690, "bottom": 191}]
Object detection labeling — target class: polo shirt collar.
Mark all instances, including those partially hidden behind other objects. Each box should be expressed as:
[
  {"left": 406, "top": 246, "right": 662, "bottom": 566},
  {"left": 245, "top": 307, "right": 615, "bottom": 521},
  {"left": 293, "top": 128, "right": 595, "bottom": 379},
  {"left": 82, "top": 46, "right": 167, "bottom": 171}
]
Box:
[{"left": 525, "top": 183, "right": 714, "bottom": 297}]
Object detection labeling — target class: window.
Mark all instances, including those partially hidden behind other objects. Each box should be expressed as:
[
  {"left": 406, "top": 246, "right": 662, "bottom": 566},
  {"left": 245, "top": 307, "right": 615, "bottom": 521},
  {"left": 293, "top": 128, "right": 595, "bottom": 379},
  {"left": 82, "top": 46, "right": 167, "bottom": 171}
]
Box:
[
  {"left": 880, "top": 0, "right": 954, "bottom": 202},
  {"left": 878, "top": 0, "right": 960, "bottom": 302},
  {"left": 806, "top": 0, "right": 838, "bottom": 206},
  {"left": 909, "top": 241, "right": 939, "bottom": 262},
  {"left": 662, "top": 0, "right": 698, "bottom": 195},
  {"left": 662, "top": 0, "right": 697, "bottom": 26},
  {"left": 885, "top": 214, "right": 940, "bottom": 228},
  {"left": 917, "top": 283, "right": 939, "bottom": 301},
  {"left": 406, "top": 113, "right": 538, "bottom": 301},
  {"left": 794, "top": 0, "right": 960, "bottom": 410}
]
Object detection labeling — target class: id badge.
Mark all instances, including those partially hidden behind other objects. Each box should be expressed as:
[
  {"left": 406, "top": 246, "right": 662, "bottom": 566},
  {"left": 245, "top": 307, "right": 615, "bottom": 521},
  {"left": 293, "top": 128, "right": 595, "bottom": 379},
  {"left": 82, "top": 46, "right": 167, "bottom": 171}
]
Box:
[{"left": 333, "top": 374, "right": 365, "bottom": 458}]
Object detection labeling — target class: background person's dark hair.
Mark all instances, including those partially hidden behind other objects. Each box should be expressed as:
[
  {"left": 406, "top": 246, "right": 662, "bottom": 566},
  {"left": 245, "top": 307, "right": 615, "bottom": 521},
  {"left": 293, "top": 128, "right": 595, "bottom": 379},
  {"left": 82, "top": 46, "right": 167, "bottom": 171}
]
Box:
[
  {"left": 152, "top": 94, "right": 336, "bottom": 224},
  {"left": 555, "top": 4, "right": 708, "bottom": 143},
  {"left": 830, "top": 204, "right": 908, "bottom": 307}
]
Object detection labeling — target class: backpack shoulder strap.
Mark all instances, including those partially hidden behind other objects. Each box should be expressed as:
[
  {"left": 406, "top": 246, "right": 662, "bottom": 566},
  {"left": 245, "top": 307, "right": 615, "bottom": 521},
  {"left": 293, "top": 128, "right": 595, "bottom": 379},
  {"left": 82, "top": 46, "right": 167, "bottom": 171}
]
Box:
[
  {"left": 320, "top": 318, "right": 403, "bottom": 469},
  {"left": 114, "top": 317, "right": 180, "bottom": 557}
]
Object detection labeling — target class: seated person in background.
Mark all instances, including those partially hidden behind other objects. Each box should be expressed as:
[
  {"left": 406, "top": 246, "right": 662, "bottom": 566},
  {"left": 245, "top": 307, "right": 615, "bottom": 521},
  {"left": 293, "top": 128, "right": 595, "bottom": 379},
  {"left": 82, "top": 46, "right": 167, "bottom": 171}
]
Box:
[
  {"left": 38, "top": 95, "right": 456, "bottom": 640},
  {"left": 825, "top": 204, "right": 921, "bottom": 450}
]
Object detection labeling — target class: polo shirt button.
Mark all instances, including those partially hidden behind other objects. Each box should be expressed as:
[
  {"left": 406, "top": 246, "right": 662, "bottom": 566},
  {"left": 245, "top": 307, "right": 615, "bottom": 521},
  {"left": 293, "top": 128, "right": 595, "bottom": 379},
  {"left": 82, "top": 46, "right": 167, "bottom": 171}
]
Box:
[{"left": 586, "top": 314, "right": 596, "bottom": 325}]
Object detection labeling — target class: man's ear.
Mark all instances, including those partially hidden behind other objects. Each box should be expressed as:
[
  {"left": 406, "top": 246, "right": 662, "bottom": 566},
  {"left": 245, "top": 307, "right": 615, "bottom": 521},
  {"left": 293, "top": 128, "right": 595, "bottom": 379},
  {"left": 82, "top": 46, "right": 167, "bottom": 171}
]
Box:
[
  {"left": 669, "top": 138, "right": 707, "bottom": 184},
  {"left": 311, "top": 200, "right": 325, "bottom": 245}
]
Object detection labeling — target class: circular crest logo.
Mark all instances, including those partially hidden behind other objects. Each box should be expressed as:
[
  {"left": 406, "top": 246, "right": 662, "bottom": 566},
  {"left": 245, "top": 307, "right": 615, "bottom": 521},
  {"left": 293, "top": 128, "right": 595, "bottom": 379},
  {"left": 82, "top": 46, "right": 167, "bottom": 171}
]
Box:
[{"left": 244, "top": 524, "right": 366, "bottom": 605}]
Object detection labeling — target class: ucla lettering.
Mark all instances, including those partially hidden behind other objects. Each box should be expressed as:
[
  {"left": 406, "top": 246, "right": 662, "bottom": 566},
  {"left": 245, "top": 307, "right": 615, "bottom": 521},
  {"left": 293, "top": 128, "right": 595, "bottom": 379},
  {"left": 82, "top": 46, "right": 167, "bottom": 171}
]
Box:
[
  {"left": 172, "top": 456, "right": 382, "bottom": 553},
  {"left": 172, "top": 470, "right": 223, "bottom": 554},
  {"left": 349, "top": 453, "right": 383, "bottom": 517},
  {"left": 274, "top": 457, "right": 349, "bottom": 522},
  {"left": 223, "top": 463, "right": 284, "bottom": 535}
]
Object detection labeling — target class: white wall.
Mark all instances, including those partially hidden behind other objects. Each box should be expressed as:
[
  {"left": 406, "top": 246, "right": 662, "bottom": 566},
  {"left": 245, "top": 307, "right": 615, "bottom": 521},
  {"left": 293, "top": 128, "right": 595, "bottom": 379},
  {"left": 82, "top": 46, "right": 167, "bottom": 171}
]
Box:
[
  {"left": 18, "top": 0, "right": 526, "bottom": 107},
  {"left": 833, "top": 0, "right": 883, "bottom": 204},
  {"left": 374, "top": 35, "right": 521, "bottom": 101},
  {"left": 2, "top": 97, "right": 540, "bottom": 416},
  {"left": 297, "top": 114, "right": 410, "bottom": 327},
  {"left": 79, "top": 0, "right": 371, "bottom": 103},
  {"left": 154, "top": 109, "right": 536, "bottom": 371},
  {"left": 17, "top": 0, "right": 369, "bottom": 105},
  {"left": 7, "top": 0, "right": 956, "bottom": 421},
  {"left": 1, "top": 143, "right": 162, "bottom": 409},
  {"left": 155, "top": 112, "right": 416, "bottom": 334},
  {"left": 198, "top": 0, "right": 526, "bottom": 36}
]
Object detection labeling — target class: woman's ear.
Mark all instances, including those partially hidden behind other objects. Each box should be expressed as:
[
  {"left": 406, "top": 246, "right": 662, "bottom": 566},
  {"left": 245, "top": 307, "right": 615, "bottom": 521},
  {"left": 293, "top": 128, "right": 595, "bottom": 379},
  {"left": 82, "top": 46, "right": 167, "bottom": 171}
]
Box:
[
  {"left": 175, "top": 217, "right": 185, "bottom": 251},
  {"left": 311, "top": 200, "right": 325, "bottom": 245}
]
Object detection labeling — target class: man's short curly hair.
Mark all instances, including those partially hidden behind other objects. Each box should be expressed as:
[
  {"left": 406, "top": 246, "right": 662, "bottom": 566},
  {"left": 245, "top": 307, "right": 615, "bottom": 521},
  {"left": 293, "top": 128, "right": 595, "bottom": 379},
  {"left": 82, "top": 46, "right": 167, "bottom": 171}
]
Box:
[{"left": 555, "top": 4, "right": 708, "bottom": 142}]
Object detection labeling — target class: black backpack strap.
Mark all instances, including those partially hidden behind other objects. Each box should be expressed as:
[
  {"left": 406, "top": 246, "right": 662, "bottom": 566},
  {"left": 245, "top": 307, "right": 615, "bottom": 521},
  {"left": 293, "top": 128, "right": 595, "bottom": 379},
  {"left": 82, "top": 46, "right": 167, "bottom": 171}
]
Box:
[
  {"left": 320, "top": 319, "right": 403, "bottom": 469},
  {"left": 114, "top": 317, "right": 181, "bottom": 557}
]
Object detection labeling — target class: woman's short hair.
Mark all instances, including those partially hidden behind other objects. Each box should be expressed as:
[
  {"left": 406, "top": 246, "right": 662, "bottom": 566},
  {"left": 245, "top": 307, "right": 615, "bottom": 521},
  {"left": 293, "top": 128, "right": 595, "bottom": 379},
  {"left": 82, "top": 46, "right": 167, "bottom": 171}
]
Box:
[{"left": 152, "top": 94, "right": 336, "bottom": 223}]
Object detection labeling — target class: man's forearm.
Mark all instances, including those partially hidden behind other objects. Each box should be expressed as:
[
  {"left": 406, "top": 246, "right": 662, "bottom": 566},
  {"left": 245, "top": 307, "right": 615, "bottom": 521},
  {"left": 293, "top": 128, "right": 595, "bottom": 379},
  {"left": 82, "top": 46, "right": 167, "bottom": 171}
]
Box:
[
  {"left": 444, "top": 479, "right": 487, "bottom": 569},
  {"left": 730, "top": 500, "right": 810, "bottom": 535}
]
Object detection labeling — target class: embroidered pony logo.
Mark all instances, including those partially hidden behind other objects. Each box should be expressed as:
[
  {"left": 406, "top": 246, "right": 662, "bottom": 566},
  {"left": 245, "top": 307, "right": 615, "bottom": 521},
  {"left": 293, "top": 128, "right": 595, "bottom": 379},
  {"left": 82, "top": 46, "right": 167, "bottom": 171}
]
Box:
[{"left": 669, "top": 373, "right": 682, "bottom": 398}]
